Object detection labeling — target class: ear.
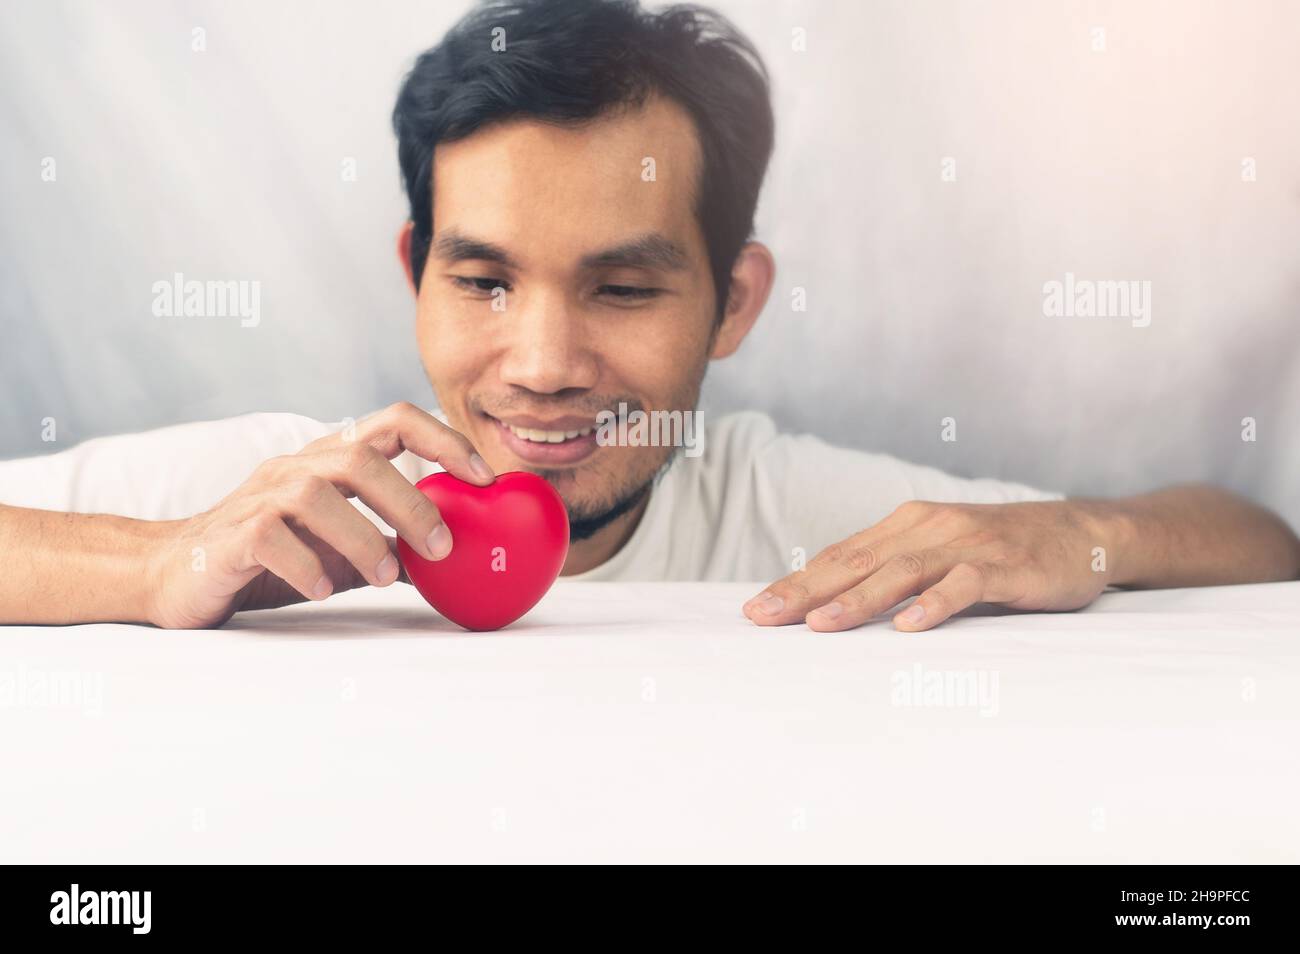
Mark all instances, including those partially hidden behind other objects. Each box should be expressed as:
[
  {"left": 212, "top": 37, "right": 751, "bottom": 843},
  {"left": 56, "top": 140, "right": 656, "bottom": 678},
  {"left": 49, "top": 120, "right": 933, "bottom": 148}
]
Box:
[
  {"left": 397, "top": 221, "right": 417, "bottom": 295},
  {"left": 710, "top": 241, "right": 775, "bottom": 359}
]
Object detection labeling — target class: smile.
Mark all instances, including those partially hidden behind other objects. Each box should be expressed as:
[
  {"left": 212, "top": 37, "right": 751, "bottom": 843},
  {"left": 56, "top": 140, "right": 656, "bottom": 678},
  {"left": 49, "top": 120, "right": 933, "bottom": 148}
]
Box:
[
  {"left": 486, "top": 413, "right": 601, "bottom": 466},
  {"left": 503, "top": 422, "right": 595, "bottom": 444}
]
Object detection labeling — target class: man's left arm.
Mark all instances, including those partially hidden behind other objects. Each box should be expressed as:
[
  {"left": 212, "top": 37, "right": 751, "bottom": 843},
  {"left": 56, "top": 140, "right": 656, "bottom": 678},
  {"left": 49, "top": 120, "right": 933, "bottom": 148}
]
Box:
[{"left": 743, "top": 484, "right": 1300, "bottom": 632}]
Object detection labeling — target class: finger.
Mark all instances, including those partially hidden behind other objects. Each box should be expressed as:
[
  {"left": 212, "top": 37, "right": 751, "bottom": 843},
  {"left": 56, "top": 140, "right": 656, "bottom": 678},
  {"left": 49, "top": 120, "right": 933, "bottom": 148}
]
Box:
[
  {"left": 311, "top": 401, "right": 495, "bottom": 486},
  {"left": 745, "top": 527, "right": 934, "bottom": 626},
  {"left": 305, "top": 443, "right": 453, "bottom": 561},
  {"left": 239, "top": 514, "right": 333, "bottom": 602},
  {"left": 805, "top": 550, "right": 950, "bottom": 632},
  {"left": 274, "top": 477, "right": 404, "bottom": 587},
  {"left": 742, "top": 501, "right": 947, "bottom": 625},
  {"left": 892, "top": 562, "right": 989, "bottom": 632}
]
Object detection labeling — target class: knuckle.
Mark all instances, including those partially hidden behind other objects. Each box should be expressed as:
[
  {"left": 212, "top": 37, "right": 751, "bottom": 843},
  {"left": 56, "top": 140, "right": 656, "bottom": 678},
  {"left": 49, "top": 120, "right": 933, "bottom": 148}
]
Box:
[
  {"left": 434, "top": 424, "right": 474, "bottom": 457},
  {"left": 406, "top": 491, "right": 439, "bottom": 526},
  {"left": 841, "top": 544, "right": 879, "bottom": 573},
  {"left": 385, "top": 400, "right": 419, "bottom": 421},
  {"left": 816, "top": 539, "right": 877, "bottom": 573},
  {"left": 780, "top": 578, "right": 813, "bottom": 603},
  {"left": 243, "top": 513, "right": 280, "bottom": 549},
  {"left": 355, "top": 525, "right": 388, "bottom": 559},
  {"left": 892, "top": 552, "right": 927, "bottom": 579},
  {"left": 930, "top": 505, "right": 979, "bottom": 536},
  {"left": 952, "top": 561, "right": 986, "bottom": 586},
  {"left": 814, "top": 541, "right": 847, "bottom": 565},
  {"left": 839, "top": 587, "right": 874, "bottom": 612},
  {"left": 816, "top": 540, "right": 847, "bottom": 571},
  {"left": 893, "top": 499, "right": 934, "bottom": 522},
  {"left": 339, "top": 440, "right": 380, "bottom": 473},
  {"left": 287, "top": 475, "right": 331, "bottom": 510},
  {"left": 252, "top": 454, "right": 292, "bottom": 483},
  {"left": 926, "top": 503, "right": 959, "bottom": 523}
]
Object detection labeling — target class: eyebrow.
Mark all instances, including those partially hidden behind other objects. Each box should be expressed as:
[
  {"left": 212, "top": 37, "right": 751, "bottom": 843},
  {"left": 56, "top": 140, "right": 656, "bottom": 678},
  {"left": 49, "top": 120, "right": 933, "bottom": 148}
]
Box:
[
  {"left": 432, "top": 229, "right": 688, "bottom": 273},
  {"left": 432, "top": 229, "right": 518, "bottom": 269},
  {"left": 581, "top": 234, "right": 688, "bottom": 272}
]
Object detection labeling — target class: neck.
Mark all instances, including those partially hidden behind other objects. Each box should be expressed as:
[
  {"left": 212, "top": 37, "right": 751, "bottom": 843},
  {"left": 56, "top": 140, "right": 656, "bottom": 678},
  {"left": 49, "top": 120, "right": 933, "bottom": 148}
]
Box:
[{"left": 560, "top": 490, "right": 651, "bottom": 575}]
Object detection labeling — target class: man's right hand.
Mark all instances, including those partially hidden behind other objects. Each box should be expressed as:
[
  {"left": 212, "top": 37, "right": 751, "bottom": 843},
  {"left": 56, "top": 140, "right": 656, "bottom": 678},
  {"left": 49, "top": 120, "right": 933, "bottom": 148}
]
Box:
[{"left": 145, "top": 402, "right": 495, "bottom": 628}]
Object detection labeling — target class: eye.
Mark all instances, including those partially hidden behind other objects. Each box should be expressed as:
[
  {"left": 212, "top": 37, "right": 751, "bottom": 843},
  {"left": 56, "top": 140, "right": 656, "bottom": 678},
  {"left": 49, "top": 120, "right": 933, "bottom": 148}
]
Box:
[
  {"left": 596, "top": 284, "right": 661, "bottom": 301},
  {"left": 450, "top": 276, "right": 511, "bottom": 294}
]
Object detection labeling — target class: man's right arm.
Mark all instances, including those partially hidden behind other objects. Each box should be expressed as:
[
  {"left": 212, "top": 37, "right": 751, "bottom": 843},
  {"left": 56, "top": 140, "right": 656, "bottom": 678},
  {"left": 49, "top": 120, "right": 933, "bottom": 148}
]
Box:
[
  {"left": 0, "top": 505, "right": 176, "bottom": 625},
  {"left": 0, "top": 402, "right": 495, "bottom": 628}
]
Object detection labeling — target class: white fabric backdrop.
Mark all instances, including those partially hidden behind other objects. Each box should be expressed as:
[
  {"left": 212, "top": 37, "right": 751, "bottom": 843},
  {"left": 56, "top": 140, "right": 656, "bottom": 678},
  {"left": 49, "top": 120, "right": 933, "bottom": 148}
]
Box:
[{"left": 2, "top": 0, "right": 1297, "bottom": 524}]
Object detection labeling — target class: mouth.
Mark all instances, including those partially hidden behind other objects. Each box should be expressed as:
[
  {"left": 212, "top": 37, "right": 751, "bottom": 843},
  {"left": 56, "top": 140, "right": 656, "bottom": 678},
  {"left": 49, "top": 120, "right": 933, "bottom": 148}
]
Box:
[{"left": 483, "top": 412, "right": 601, "bottom": 466}]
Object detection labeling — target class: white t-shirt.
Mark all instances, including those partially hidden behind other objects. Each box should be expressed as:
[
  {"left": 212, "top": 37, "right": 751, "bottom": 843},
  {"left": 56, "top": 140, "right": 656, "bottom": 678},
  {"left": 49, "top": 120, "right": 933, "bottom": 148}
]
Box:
[{"left": 0, "top": 410, "right": 1061, "bottom": 582}]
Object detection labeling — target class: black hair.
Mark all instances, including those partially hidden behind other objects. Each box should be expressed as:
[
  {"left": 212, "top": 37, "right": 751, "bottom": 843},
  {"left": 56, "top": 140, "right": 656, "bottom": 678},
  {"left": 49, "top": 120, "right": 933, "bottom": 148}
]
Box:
[{"left": 392, "top": 0, "right": 774, "bottom": 319}]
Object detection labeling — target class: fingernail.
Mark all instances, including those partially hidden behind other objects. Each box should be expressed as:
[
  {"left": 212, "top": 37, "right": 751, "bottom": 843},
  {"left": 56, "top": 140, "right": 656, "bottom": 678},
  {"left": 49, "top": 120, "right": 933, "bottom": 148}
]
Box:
[
  {"left": 311, "top": 575, "right": 333, "bottom": 600},
  {"left": 811, "top": 601, "right": 842, "bottom": 621},
  {"left": 754, "top": 595, "right": 784, "bottom": 615},
  {"left": 428, "top": 523, "right": 453, "bottom": 560},
  {"left": 469, "top": 453, "right": 495, "bottom": 482},
  {"left": 899, "top": 603, "right": 926, "bottom": 624},
  {"left": 744, "top": 590, "right": 772, "bottom": 609},
  {"left": 376, "top": 553, "right": 399, "bottom": 584}
]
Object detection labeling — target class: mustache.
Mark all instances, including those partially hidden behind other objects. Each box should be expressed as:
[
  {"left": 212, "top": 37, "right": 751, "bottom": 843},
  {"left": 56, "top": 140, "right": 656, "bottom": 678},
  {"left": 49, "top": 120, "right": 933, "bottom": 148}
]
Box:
[{"left": 471, "top": 395, "right": 646, "bottom": 420}]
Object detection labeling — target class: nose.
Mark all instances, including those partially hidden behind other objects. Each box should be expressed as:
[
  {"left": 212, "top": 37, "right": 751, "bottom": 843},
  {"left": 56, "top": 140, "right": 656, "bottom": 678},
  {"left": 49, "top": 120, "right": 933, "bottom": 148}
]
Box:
[{"left": 496, "top": 288, "right": 599, "bottom": 395}]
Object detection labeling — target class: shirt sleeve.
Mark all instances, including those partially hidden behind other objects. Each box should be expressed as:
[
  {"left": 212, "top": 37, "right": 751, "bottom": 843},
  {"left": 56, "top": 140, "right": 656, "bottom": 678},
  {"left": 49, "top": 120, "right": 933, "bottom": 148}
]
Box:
[{"left": 0, "top": 412, "right": 341, "bottom": 520}]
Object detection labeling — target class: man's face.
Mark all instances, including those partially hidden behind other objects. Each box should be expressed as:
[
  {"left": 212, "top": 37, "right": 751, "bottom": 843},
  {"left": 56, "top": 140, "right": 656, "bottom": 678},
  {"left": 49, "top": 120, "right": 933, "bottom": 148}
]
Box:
[{"left": 413, "top": 96, "right": 717, "bottom": 533}]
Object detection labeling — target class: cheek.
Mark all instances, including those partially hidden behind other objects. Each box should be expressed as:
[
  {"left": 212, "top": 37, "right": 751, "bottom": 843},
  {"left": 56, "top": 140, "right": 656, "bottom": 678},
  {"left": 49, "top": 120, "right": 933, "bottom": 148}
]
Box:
[
  {"left": 414, "top": 309, "right": 471, "bottom": 411},
  {"left": 415, "top": 288, "right": 485, "bottom": 378},
  {"left": 602, "top": 326, "right": 708, "bottom": 409},
  {"left": 413, "top": 305, "right": 444, "bottom": 379}
]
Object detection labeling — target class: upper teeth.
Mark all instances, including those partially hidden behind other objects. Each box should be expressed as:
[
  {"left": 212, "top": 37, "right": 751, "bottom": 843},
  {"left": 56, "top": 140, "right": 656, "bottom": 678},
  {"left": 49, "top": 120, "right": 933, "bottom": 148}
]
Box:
[{"left": 506, "top": 423, "right": 594, "bottom": 444}]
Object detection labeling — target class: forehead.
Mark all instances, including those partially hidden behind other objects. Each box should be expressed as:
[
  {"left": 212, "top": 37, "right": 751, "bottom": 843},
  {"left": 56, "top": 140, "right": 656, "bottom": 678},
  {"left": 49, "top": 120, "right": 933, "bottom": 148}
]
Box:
[{"left": 430, "top": 96, "right": 704, "bottom": 262}]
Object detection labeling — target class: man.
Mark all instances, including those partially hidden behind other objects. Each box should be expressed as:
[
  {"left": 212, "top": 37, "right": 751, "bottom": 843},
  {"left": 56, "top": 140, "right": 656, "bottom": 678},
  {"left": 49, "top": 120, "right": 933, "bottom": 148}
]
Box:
[{"left": 1, "top": 0, "right": 1297, "bottom": 631}]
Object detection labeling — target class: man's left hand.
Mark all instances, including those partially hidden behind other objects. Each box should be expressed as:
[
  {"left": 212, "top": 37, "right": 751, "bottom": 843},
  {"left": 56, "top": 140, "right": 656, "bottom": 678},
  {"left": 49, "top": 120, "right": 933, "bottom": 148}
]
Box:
[{"left": 743, "top": 500, "right": 1116, "bottom": 632}]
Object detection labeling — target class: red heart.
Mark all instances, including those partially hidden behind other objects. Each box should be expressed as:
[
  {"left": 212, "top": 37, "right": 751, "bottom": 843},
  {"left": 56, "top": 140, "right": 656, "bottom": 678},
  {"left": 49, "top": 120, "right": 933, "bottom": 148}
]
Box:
[{"left": 396, "top": 471, "right": 569, "bottom": 631}]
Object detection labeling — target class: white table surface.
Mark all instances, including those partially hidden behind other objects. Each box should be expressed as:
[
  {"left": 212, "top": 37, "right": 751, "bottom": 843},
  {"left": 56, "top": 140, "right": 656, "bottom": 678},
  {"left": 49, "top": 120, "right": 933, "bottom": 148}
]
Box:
[{"left": 3, "top": 580, "right": 1298, "bottom": 864}]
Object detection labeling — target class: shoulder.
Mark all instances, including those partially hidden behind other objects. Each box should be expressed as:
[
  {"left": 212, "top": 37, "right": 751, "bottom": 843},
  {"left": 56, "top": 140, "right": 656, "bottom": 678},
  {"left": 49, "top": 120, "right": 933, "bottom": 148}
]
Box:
[
  {"left": 700, "top": 410, "right": 905, "bottom": 485},
  {"left": 700, "top": 409, "right": 781, "bottom": 459},
  {"left": 692, "top": 410, "right": 1060, "bottom": 505},
  {"left": 682, "top": 410, "right": 787, "bottom": 492}
]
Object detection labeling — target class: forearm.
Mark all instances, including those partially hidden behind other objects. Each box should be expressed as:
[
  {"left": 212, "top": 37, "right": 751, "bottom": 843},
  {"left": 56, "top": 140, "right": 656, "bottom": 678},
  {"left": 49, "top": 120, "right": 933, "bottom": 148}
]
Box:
[
  {"left": 1077, "top": 485, "right": 1300, "bottom": 589},
  {"left": 0, "top": 504, "right": 170, "bottom": 625}
]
